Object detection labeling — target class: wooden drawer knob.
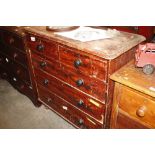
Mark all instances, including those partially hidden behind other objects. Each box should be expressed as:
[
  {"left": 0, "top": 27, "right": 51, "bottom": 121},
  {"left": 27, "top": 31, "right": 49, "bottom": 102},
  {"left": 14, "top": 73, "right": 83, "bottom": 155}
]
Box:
[
  {"left": 40, "top": 61, "right": 46, "bottom": 67},
  {"left": 76, "top": 79, "right": 84, "bottom": 87},
  {"left": 136, "top": 106, "right": 146, "bottom": 117},
  {"left": 77, "top": 99, "right": 84, "bottom": 107},
  {"left": 36, "top": 44, "right": 44, "bottom": 52},
  {"left": 16, "top": 69, "right": 21, "bottom": 75},
  {"left": 78, "top": 118, "right": 84, "bottom": 125},
  {"left": 9, "top": 37, "right": 15, "bottom": 44},
  {"left": 47, "top": 97, "right": 52, "bottom": 103},
  {"left": 43, "top": 79, "right": 49, "bottom": 85},
  {"left": 74, "top": 59, "right": 82, "bottom": 68},
  {"left": 13, "top": 53, "right": 18, "bottom": 59}
]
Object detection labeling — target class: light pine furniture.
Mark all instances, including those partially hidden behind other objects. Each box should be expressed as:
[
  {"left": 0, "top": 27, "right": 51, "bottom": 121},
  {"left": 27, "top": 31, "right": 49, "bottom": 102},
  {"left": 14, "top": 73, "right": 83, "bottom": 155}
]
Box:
[{"left": 110, "top": 60, "right": 155, "bottom": 128}]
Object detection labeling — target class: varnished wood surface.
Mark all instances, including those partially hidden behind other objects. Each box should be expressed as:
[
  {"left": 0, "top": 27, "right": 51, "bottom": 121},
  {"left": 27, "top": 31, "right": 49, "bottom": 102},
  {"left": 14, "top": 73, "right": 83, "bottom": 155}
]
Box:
[
  {"left": 0, "top": 27, "right": 36, "bottom": 104},
  {"left": 24, "top": 27, "right": 144, "bottom": 128},
  {"left": 119, "top": 85, "right": 155, "bottom": 128},
  {"left": 24, "top": 26, "right": 145, "bottom": 60},
  {"left": 110, "top": 60, "right": 155, "bottom": 98},
  {"left": 0, "top": 26, "right": 26, "bottom": 37}
]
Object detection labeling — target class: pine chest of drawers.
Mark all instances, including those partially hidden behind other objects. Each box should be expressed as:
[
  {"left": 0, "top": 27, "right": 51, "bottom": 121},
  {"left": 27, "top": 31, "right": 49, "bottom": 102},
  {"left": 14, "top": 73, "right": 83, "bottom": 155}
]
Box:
[
  {"left": 110, "top": 60, "right": 155, "bottom": 128},
  {"left": 24, "top": 26, "right": 145, "bottom": 128},
  {"left": 0, "top": 26, "right": 38, "bottom": 105}
]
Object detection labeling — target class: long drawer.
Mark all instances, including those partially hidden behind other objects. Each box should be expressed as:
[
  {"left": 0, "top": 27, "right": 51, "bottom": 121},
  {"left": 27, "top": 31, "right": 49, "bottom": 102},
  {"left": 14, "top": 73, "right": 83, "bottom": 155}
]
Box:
[
  {"left": 34, "top": 68, "right": 105, "bottom": 121},
  {"left": 32, "top": 54, "right": 107, "bottom": 102},
  {"left": 37, "top": 84, "right": 103, "bottom": 129},
  {"left": 1, "top": 30, "right": 25, "bottom": 51}
]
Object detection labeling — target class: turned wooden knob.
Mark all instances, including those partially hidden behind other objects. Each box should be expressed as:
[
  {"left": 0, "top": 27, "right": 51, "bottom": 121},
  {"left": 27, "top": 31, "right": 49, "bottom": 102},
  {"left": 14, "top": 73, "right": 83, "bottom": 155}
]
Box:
[
  {"left": 136, "top": 106, "right": 146, "bottom": 117},
  {"left": 13, "top": 53, "right": 18, "bottom": 59},
  {"left": 9, "top": 37, "right": 15, "bottom": 44},
  {"left": 16, "top": 69, "right": 21, "bottom": 75}
]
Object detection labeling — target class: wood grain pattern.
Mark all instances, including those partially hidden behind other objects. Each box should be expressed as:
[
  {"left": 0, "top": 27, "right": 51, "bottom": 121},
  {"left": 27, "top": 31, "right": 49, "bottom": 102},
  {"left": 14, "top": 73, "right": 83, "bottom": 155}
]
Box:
[
  {"left": 24, "top": 27, "right": 145, "bottom": 128},
  {"left": 110, "top": 61, "right": 155, "bottom": 129},
  {"left": 0, "top": 27, "right": 35, "bottom": 104},
  {"left": 38, "top": 84, "right": 103, "bottom": 129}
]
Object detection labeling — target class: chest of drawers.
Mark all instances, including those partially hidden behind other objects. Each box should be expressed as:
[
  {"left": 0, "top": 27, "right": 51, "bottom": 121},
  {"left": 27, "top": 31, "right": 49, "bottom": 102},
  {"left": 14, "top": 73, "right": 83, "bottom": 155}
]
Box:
[
  {"left": 110, "top": 60, "right": 155, "bottom": 128},
  {"left": 24, "top": 26, "right": 145, "bottom": 128},
  {"left": 0, "top": 27, "right": 39, "bottom": 106}
]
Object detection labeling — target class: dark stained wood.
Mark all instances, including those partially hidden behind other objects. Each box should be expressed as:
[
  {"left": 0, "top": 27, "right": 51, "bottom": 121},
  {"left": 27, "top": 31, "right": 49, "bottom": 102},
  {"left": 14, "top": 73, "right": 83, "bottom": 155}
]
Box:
[
  {"left": 1, "top": 29, "right": 25, "bottom": 51},
  {"left": 61, "top": 64, "right": 107, "bottom": 102},
  {"left": 92, "top": 58, "right": 108, "bottom": 81},
  {"left": 59, "top": 45, "right": 92, "bottom": 75},
  {"left": 0, "top": 27, "right": 36, "bottom": 105},
  {"left": 0, "top": 45, "right": 28, "bottom": 67},
  {"left": 38, "top": 84, "right": 103, "bottom": 129},
  {"left": 26, "top": 34, "right": 59, "bottom": 61},
  {"left": 24, "top": 27, "right": 145, "bottom": 128}
]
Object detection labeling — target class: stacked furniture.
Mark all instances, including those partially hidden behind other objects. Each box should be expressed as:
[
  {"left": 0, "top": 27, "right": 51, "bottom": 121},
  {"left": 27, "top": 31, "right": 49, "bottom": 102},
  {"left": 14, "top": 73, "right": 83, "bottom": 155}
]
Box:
[
  {"left": 0, "top": 27, "right": 38, "bottom": 106},
  {"left": 24, "top": 26, "right": 145, "bottom": 128},
  {"left": 110, "top": 60, "right": 155, "bottom": 128}
]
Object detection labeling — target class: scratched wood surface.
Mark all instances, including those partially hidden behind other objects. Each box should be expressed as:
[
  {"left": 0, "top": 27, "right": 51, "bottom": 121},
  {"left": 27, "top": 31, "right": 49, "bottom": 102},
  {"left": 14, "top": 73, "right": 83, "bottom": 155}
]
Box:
[
  {"left": 24, "top": 26, "right": 145, "bottom": 60},
  {"left": 110, "top": 59, "right": 155, "bottom": 98}
]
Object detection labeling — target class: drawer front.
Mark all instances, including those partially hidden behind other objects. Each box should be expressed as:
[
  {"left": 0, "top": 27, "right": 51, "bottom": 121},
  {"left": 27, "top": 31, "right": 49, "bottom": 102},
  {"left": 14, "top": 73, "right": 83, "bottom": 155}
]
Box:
[
  {"left": 0, "top": 54, "right": 12, "bottom": 70},
  {"left": 34, "top": 68, "right": 105, "bottom": 121},
  {"left": 61, "top": 83, "right": 105, "bottom": 121},
  {"left": 2, "top": 30, "right": 25, "bottom": 51},
  {"left": 59, "top": 45, "right": 91, "bottom": 75},
  {"left": 37, "top": 85, "right": 102, "bottom": 129},
  {"left": 27, "top": 35, "right": 58, "bottom": 60},
  {"left": 32, "top": 53, "right": 67, "bottom": 81},
  {"left": 11, "top": 61, "right": 30, "bottom": 84},
  {"left": 8, "top": 75, "right": 32, "bottom": 97},
  {"left": 1, "top": 46, "right": 28, "bottom": 67},
  {"left": 119, "top": 85, "right": 155, "bottom": 128},
  {"left": 115, "top": 111, "right": 148, "bottom": 129},
  {"left": 62, "top": 64, "right": 106, "bottom": 102}
]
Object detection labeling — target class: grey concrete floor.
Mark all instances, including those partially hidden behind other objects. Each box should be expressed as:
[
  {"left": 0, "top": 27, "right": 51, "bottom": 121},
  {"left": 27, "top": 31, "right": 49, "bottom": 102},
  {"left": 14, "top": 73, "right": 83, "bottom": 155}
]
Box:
[{"left": 0, "top": 79, "right": 75, "bottom": 129}]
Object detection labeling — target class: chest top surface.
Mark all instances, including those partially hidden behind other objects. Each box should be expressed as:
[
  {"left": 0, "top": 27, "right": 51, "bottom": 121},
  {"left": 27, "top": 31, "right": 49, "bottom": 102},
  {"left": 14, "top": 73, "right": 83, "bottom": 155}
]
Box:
[
  {"left": 0, "top": 26, "right": 26, "bottom": 37},
  {"left": 24, "top": 26, "right": 145, "bottom": 60},
  {"left": 110, "top": 60, "right": 155, "bottom": 98}
]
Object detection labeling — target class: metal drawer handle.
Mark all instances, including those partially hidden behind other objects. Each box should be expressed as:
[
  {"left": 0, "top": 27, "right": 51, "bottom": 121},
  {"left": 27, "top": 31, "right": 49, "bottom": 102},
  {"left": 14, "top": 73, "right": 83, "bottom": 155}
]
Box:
[{"left": 136, "top": 106, "right": 146, "bottom": 117}]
